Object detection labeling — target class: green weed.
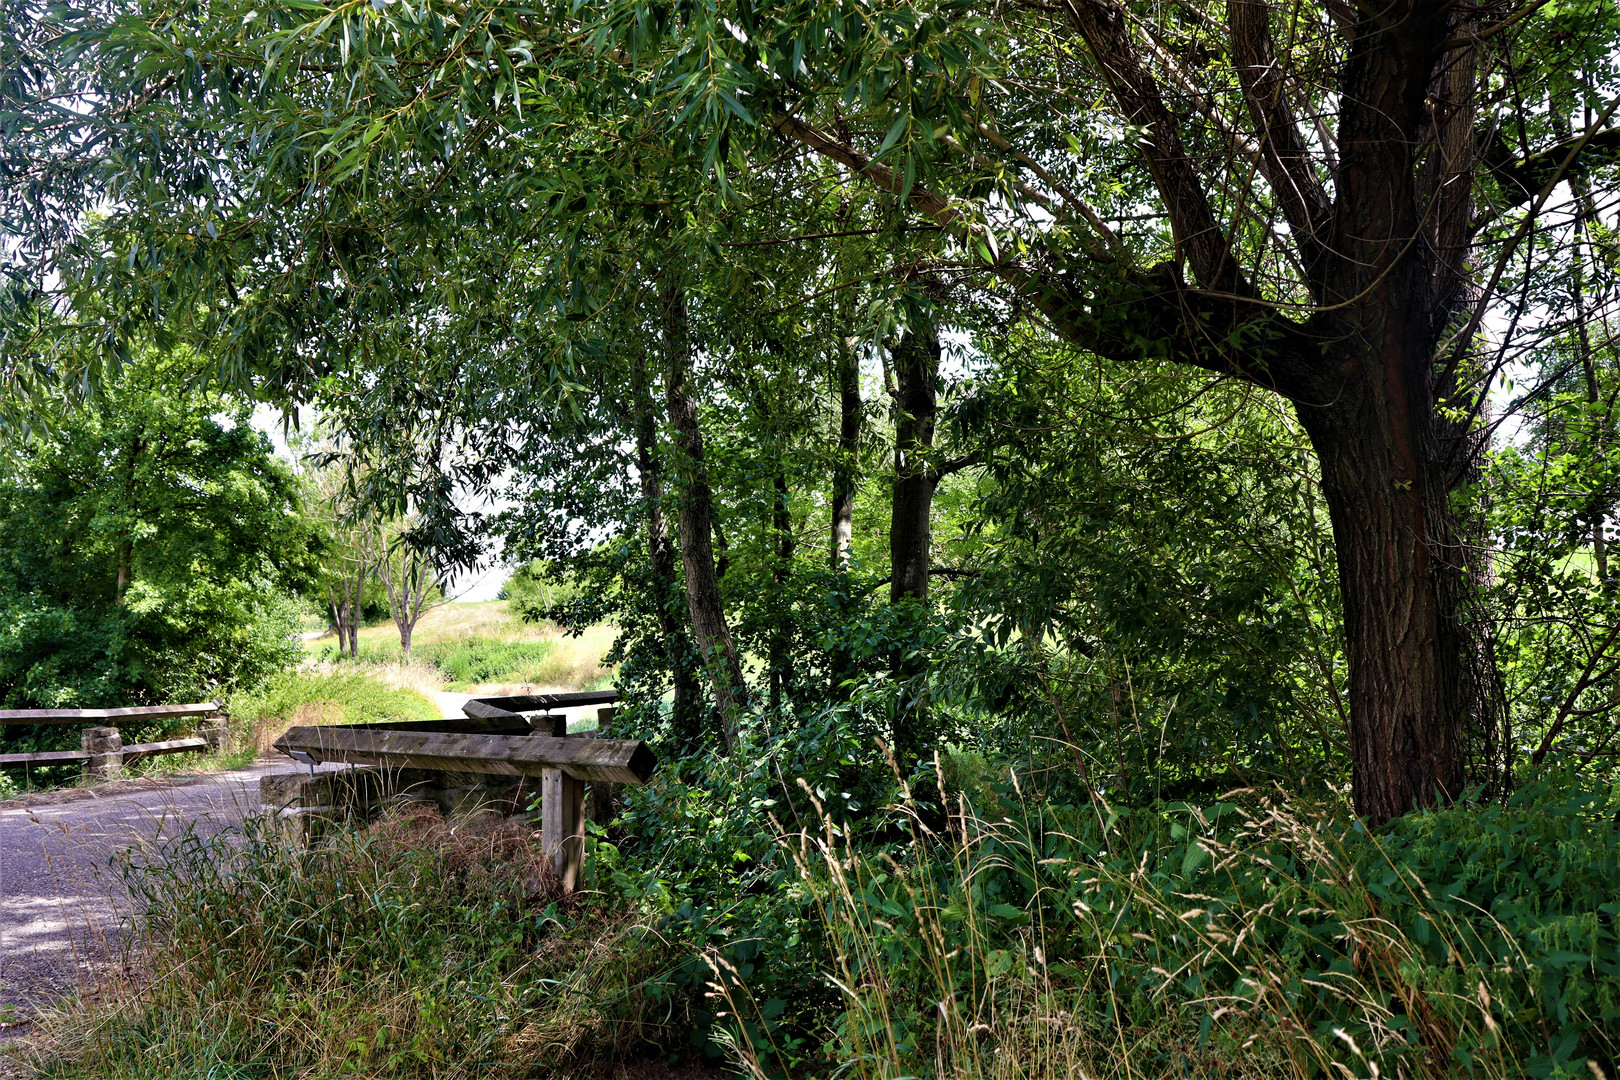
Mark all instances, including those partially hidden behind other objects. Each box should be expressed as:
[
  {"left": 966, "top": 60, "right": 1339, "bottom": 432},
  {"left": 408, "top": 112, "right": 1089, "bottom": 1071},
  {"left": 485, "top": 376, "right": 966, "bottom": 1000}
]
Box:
[
  {"left": 29, "top": 809, "right": 691, "bottom": 1080},
  {"left": 228, "top": 669, "right": 441, "bottom": 756},
  {"left": 412, "top": 636, "right": 558, "bottom": 686}
]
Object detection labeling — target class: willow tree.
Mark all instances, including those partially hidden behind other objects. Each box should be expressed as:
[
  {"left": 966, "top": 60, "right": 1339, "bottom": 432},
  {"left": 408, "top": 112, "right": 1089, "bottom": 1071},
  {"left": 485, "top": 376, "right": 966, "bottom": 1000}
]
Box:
[
  {"left": 590, "top": 0, "right": 1620, "bottom": 821},
  {"left": 6, "top": 0, "right": 1618, "bottom": 820}
]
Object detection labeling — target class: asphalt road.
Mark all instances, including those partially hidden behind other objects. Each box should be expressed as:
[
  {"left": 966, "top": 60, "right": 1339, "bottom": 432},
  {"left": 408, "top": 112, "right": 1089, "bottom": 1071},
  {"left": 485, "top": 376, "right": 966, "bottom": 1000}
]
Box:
[
  {"left": 0, "top": 694, "right": 475, "bottom": 1029},
  {"left": 0, "top": 763, "right": 285, "bottom": 1021}
]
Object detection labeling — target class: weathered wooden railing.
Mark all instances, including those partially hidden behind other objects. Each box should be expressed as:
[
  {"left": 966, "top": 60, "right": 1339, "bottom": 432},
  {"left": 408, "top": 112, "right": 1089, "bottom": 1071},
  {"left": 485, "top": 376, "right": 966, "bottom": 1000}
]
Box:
[
  {"left": 271, "top": 691, "right": 652, "bottom": 891},
  {"left": 0, "top": 702, "right": 229, "bottom": 779}
]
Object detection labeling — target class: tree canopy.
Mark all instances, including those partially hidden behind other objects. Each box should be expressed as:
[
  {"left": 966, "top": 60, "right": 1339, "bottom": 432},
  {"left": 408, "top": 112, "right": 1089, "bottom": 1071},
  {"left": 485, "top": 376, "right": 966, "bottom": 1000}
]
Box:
[{"left": 6, "top": 0, "right": 1620, "bottom": 820}]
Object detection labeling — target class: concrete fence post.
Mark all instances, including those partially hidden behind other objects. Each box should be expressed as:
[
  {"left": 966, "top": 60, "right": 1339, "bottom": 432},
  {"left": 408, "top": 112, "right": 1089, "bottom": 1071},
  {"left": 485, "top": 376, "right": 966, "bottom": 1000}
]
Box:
[
  {"left": 82, "top": 726, "right": 123, "bottom": 781},
  {"left": 198, "top": 716, "right": 229, "bottom": 754}
]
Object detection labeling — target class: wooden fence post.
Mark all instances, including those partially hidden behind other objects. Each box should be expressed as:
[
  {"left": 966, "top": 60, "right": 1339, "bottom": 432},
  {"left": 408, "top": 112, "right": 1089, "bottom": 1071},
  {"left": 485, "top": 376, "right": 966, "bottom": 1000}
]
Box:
[
  {"left": 588, "top": 707, "right": 621, "bottom": 825},
  {"left": 540, "top": 766, "right": 585, "bottom": 890},
  {"left": 198, "top": 716, "right": 228, "bottom": 753},
  {"left": 82, "top": 726, "right": 122, "bottom": 780}
]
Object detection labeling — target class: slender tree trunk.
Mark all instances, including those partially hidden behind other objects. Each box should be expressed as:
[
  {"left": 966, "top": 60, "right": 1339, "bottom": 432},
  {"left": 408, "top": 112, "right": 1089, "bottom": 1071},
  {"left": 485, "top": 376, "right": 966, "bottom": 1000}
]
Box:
[
  {"left": 830, "top": 337, "right": 861, "bottom": 571},
  {"left": 116, "top": 543, "right": 132, "bottom": 602},
  {"left": 115, "top": 433, "right": 144, "bottom": 604},
  {"left": 662, "top": 281, "right": 749, "bottom": 745},
  {"left": 347, "top": 572, "right": 363, "bottom": 657},
  {"left": 889, "top": 325, "right": 940, "bottom": 606},
  {"left": 827, "top": 337, "right": 864, "bottom": 698},
  {"left": 631, "top": 348, "right": 703, "bottom": 744},
  {"left": 888, "top": 320, "right": 941, "bottom": 764},
  {"left": 769, "top": 468, "right": 793, "bottom": 713}
]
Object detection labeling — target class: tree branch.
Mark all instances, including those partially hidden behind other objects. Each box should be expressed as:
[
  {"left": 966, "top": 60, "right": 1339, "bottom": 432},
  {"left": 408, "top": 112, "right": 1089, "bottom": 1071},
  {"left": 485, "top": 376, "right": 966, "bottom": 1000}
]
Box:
[
  {"left": 1059, "top": 0, "right": 1248, "bottom": 294},
  {"left": 1226, "top": 0, "right": 1331, "bottom": 275},
  {"left": 1488, "top": 126, "right": 1620, "bottom": 207},
  {"left": 1529, "top": 621, "right": 1620, "bottom": 765},
  {"left": 771, "top": 116, "right": 1322, "bottom": 401},
  {"left": 928, "top": 450, "right": 983, "bottom": 484}
]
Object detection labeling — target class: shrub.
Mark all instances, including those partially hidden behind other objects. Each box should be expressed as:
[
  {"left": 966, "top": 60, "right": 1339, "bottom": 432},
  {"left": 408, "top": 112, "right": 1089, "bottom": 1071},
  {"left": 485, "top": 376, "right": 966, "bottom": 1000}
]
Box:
[{"left": 413, "top": 637, "right": 558, "bottom": 685}]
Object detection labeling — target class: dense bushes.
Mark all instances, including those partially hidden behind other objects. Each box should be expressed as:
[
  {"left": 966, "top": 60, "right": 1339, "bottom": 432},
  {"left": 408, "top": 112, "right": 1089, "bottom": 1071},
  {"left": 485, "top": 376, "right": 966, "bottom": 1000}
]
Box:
[
  {"left": 32, "top": 694, "right": 1620, "bottom": 1078},
  {"left": 0, "top": 352, "right": 317, "bottom": 796}
]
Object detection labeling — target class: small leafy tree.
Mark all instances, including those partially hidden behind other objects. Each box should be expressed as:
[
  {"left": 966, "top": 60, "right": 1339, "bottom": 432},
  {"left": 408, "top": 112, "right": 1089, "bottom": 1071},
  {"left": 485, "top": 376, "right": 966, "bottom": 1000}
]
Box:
[
  {"left": 0, "top": 347, "right": 316, "bottom": 709},
  {"left": 365, "top": 518, "right": 443, "bottom": 661}
]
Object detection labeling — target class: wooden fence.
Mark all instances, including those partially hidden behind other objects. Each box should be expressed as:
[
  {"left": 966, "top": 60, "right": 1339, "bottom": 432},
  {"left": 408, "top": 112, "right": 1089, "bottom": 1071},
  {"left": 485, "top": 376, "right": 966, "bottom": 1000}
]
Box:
[
  {"left": 271, "top": 691, "right": 650, "bottom": 891},
  {"left": 0, "top": 702, "right": 229, "bottom": 778}
]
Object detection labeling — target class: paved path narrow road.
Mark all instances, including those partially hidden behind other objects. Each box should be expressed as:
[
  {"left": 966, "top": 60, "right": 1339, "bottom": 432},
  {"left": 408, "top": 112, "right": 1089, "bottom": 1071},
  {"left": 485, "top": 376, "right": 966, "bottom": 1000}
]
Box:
[
  {"left": 1, "top": 691, "right": 474, "bottom": 1030},
  {"left": 0, "top": 763, "right": 282, "bottom": 1019}
]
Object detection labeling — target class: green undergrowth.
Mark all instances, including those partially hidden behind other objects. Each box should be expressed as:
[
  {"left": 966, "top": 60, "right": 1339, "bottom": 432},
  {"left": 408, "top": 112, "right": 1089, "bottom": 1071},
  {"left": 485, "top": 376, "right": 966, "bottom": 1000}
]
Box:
[
  {"left": 232, "top": 669, "right": 440, "bottom": 727},
  {"left": 411, "top": 636, "right": 559, "bottom": 686},
  {"left": 328, "top": 635, "right": 608, "bottom": 689},
  {"left": 35, "top": 809, "right": 694, "bottom": 1080},
  {"left": 764, "top": 775, "right": 1620, "bottom": 1080},
  {"left": 228, "top": 669, "right": 441, "bottom": 755},
  {"left": 25, "top": 705, "right": 1620, "bottom": 1079}
]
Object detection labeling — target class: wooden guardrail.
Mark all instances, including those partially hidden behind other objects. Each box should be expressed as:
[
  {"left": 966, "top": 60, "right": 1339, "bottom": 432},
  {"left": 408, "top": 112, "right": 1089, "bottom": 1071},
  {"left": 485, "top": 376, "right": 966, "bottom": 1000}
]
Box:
[
  {"left": 272, "top": 692, "right": 647, "bottom": 891},
  {"left": 0, "top": 701, "right": 228, "bottom": 778}
]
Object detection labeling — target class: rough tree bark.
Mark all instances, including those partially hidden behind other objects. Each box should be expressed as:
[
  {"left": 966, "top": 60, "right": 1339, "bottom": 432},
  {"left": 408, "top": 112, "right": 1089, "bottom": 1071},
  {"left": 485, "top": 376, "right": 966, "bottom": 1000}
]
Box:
[
  {"left": 662, "top": 280, "right": 749, "bottom": 745},
  {"left": 889, "top": 323, "right": 940, "bottom": 607},
  {"left": 774, "top": 0, "right": 1509, "bottom": 822},
  {"left": 888, "top": 318, "right": 942, "bottom": 763}
]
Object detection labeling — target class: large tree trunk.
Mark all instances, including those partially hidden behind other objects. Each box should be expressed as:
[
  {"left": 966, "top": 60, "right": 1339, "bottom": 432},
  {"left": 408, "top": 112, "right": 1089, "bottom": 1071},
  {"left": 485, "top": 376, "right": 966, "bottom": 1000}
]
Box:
[
  {"left": 1297, "top": 391, "right": 1467, "bottom": 825},
  {"left": 889, "top": 325, "right": 939, "bottom": 606},
  {"left": 1292, "top": 3, "right": 1478, "bottom": 823},
  {"left": 631, "top": 349, "right": 704, "bottom": 744},
  {"left": 662, "top": 281, "right": 749, "bottom": 745}
]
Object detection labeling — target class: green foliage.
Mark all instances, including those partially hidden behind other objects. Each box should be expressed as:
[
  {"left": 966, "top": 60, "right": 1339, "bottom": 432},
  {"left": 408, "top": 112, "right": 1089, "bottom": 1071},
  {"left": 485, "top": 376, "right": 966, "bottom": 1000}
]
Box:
[
  {"left": 0, "top": 351, "right": 313, "bottom": 712},
  {"left": 229, "top": 670, "right": 441, "bottom": 731},
  {"left": 0, "top": 351, "right": 316, "bottom": 781},
  {"left": 497, "top": 560, "right": 583, "bottom": 608},
  {"left": 36, "top": 811, "right": 687, "bottom": 1079},
  {"left": 409, "top": 637, "right": 558, "bottom": 686},
  {"left": 802, "top": 778, "right": 1620, "bottom": 1078}
]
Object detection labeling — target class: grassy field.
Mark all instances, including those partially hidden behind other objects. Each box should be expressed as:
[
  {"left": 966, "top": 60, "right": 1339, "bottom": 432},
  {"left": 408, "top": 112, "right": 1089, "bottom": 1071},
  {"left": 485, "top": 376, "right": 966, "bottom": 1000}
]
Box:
[{"left": 306, "top": 602, "right": 617, "bottom": 694}]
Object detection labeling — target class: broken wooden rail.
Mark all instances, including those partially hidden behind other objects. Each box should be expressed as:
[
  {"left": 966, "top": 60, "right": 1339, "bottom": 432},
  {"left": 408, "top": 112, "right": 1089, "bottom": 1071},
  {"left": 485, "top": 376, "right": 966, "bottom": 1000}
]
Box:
[
  {"left": 272, "top": 691, "right": 651, "bottom": 892},
  {"left": 0, "top": 701, "right": 228, "bottom": 778}
]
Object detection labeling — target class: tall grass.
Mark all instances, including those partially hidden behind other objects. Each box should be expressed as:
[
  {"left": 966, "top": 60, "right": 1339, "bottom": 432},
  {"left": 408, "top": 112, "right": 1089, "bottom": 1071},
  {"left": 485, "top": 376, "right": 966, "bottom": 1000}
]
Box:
[
  {"left": 29, "top": 809, "right": 690, "bottom": 1080},
  {"left": 228, "top": 669, "right": 442, "bottom": 757},
  {"left": 716, "top": 763, "right": 1617, "bottom": 1079}
]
